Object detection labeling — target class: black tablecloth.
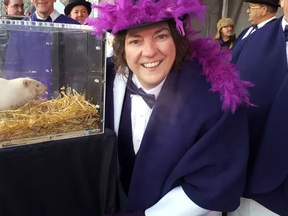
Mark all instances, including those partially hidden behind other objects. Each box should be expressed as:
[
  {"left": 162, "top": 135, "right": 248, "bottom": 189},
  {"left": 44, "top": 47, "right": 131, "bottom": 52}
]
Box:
[{"left": 0, "top": 129, "right": 119, "bottom": 216}]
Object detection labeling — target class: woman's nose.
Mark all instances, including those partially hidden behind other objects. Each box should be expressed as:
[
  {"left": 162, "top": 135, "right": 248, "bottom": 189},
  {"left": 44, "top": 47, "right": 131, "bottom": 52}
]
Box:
[{"left": 142, "top": 42, "right": 157, "bottom": 57}]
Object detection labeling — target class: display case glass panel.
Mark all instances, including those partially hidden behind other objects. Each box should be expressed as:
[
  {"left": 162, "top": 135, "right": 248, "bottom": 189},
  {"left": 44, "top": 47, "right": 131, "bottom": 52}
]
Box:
[{"left": 0, "top": 20, "right": 106, "bottom": 147}]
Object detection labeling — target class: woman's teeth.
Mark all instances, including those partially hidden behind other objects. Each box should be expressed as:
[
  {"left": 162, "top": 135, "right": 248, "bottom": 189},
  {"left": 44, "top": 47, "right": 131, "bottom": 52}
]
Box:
[{"left": 143, "top": 61, "right": 160, "bottom": 68}]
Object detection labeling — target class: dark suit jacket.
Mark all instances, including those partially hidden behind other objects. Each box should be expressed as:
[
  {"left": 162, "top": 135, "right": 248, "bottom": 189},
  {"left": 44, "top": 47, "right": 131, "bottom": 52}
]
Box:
[
  {"left": 232, "top": 16, "right": 288, "bottom": 215},
  {"left": 105, "top": 58, "right": 249, "bottom": 212}
]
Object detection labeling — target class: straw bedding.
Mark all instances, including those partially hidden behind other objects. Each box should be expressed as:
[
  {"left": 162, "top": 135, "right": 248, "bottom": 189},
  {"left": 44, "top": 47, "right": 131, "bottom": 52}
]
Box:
[{"left": 0, "top": 87, "right": 100, "bottom": 142}]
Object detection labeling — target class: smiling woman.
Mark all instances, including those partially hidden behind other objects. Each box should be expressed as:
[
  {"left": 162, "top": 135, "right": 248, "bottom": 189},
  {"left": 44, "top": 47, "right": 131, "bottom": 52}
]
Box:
[
  {"left": 112, "top": 19, "right": 190, "bottom": 81},
  {"left": 123, "top": 22, "right": 176, "bottom": 90},
  {"left": 86, "top": 0, "right": 252, "bottom": 216}
]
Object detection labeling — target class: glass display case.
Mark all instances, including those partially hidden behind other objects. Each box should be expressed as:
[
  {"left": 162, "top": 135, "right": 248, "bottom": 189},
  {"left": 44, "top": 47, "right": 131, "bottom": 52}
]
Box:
[{"left": 0, "top": 19, "right": 106, "bottom": 147}]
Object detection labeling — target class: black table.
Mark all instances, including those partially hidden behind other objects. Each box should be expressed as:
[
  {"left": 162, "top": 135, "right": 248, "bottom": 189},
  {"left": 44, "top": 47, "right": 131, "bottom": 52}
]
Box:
[{"left": 0, "top": 129, "right": 119, "bottom": 216}]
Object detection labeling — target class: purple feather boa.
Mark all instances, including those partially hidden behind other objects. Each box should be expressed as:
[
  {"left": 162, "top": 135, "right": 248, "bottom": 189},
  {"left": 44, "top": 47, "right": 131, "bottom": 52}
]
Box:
[
  {"left": 190, "top": 37, "right": 253, "bottom": 113},
  {"left": 86, "top": 0, "right": 253, "bottom": 113}
]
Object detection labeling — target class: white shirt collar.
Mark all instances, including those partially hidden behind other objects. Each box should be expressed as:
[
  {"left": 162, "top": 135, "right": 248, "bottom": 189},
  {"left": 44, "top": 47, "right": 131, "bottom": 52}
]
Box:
[
  {"left": 256, "top": 16, "right": 276, "bottom": 29},
  {"left": 35, "top": 9, "right": 61, "bottom": 22},
  {"left": 132, "top": 73, "right": 166, "bottom": 100},
  {"left": 282, "top": 16, "right": 288, "bottom": 31}
]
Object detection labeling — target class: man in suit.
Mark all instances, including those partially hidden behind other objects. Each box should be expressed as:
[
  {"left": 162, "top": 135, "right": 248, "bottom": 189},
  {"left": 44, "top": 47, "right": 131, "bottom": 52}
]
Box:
[
  {"left": 29, "top": 0, "right": 79, "bottom": 23},
  {"left": 229, "top": 0, "right": 288, "bottom": 215},
  {"left": 236, "top": 0, "right": 279, "bottom": 42},
  {"left": 87, "top": 0, "right": 252, "bottom": 215}
]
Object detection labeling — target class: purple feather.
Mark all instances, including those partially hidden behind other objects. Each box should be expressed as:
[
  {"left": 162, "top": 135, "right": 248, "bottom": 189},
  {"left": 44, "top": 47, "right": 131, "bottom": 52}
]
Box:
[
  {"left": 86, "top": 0, "right": 253, "bottom": 113},
  {"left": 190, "top": 37, "right": 254, "bottom": 113},
  {"left": 86, "top": 0, "right": 205, "bottom": 37}
]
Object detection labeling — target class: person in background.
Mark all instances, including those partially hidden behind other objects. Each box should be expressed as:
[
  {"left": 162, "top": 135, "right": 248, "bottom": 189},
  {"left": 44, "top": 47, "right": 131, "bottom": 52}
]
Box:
[
  {"left": 64, "top": 0, "right": 91, "bottom": 25},
  {"left": 215, "top": 18, "right": 236, "bottom": 50},
  {"left": 228, "top": 0, "right": 288, "bottom": 215},
  {"left": 1, "top": 0, "right": 24, "bottom": 75},
  {"left": 27, "top": 0, "right": 79, "bottom": 24},
  {"left": 86, "top": 0, "right": 252, "bottom": 215},
  {"left": 4, "top": 0, "right": 24, "bottom": 18},
  {"left": 236, "top": 0, "right": 279, "bottom": 42}
]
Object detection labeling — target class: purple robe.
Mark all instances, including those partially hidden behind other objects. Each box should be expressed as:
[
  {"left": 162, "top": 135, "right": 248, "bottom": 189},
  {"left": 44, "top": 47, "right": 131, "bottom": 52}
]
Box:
[{"left": 105, "top": 58, "right": 249, "bottom": 212}]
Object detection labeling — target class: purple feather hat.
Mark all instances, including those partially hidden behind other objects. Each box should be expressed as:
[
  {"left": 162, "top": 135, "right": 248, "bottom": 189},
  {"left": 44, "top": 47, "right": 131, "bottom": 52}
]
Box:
[
  {"left": 86, "top": 0, "right": 253, "bottom": 113},
  {"left": 86, "top": 0, "right": 206, "bottom": 37}
]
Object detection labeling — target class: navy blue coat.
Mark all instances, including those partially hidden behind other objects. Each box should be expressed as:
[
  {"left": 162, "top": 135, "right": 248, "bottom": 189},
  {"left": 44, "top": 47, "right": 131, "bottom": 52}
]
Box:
[
  {"left": 105, "top": 58, "right": 249, "bottom": 212},
  {"left": 232, "top": 17, "right": 288, "bottom": 215}
]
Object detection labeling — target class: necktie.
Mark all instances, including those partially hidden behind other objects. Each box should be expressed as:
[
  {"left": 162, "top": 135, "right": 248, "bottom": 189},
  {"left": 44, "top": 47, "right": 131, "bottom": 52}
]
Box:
[
  {"left": 249, "top": 24, "right": 258, "bottom": 35},
  {"left": 252, "top": 24, "right": 258, "bottom": 31},
  {"left": 36, "top": 16, "right": 52, "bottom": 22},
  {"left": 284, "top": 25, "right": 288, "bottom": 42},
  {"left": 126, "top": 79, "right": 156, "bottom": 109}
]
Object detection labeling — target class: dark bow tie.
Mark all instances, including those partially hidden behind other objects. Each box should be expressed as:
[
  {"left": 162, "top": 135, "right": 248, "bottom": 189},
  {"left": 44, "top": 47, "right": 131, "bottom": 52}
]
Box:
[
  {"left": 36, "top": 16, "right": 52, "bottom": 22},
  {"left": 284, "top": 25, "right": 288, "bottom": 42},
  {"left": 126, "top": 79, "right": 156, "bottom": 109}
]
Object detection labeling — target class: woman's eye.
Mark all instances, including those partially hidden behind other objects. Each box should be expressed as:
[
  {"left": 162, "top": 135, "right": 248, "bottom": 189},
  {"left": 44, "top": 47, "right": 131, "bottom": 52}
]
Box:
[
  {"left": 157, "top": 34, "right": 167, "bottom": 40},
  {"left": 130, "top": 40, "right": 140, "bottom": 45}
]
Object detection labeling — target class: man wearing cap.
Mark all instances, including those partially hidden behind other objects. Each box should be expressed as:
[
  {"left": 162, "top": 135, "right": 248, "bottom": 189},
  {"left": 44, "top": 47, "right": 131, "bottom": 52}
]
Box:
[
  {"left": 214, "top": 18, "right": 236, "bottom": 50},
  {"left": 64, "top": 0, "right": 91, "bottom": 25},
  {"left": 228, "top": 0, "right": 288, "bottom": 215}
]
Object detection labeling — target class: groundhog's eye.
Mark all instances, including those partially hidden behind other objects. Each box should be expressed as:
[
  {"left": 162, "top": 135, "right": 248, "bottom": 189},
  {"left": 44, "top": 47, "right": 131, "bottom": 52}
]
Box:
[{"left": 36, "top": 84, "right": 39, "bottom": 87}]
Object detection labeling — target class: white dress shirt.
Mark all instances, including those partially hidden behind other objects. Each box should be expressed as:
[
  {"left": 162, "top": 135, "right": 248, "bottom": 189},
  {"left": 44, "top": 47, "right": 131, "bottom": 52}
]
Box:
[
  {"left": 130, "top": 73, "right": 165, "bottom": 154},
  {"left": 128, "top": 74, "right": 220, "bottom": 216},
  {"left": 281, "top": 16, "right": 288, "bottom": 68},
  {"left": 35, "top": 9, "right": 61, "bottom": 22},
  {"left": 241, "top": 16, "right": 276, "bottom": 40}
]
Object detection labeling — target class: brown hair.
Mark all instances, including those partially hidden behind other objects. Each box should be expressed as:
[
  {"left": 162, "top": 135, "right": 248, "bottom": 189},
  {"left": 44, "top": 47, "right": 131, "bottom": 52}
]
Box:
[
  {"left": 111, "top": 19, "right": 191, "bottom": 74},
  {"left": 4, "top": 0, "right": 10, "bottom": 6}
]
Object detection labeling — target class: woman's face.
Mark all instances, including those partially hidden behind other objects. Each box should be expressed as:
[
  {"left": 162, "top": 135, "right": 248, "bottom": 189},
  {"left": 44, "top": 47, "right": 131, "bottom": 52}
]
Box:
[{"left": 124, "top": 22, "right": 176, "bottom": 90}]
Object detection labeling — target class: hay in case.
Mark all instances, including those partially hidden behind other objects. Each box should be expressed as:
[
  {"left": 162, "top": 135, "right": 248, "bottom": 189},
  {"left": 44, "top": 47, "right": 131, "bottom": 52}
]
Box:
[{"left": 0, "top": 87, "right": 100, "bottom": 142}]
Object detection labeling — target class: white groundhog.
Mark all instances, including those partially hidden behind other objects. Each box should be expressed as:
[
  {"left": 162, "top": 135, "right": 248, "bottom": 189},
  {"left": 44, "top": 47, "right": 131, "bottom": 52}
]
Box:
[{"left": 0, "top": 77, "right": 47, "bottom": 111}]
